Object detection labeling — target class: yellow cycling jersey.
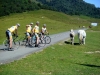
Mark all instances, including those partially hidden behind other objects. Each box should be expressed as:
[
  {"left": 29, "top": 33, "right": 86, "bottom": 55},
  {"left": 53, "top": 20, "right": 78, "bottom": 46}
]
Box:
[
  {"left": 33, "top": 25, "right": 39, "bottom": 33},
  {"left": 26, "top": 25, "right": 32, "bottom": 33},
  {"left": 8, "top": 26, "right": 17, "bottom": 33}
]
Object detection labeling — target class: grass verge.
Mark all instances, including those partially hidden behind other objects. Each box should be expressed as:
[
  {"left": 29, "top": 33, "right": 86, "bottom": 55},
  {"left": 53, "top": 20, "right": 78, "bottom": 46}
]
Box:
[{"left": 0, "top": 30, "right": 100, "bottom": 75}]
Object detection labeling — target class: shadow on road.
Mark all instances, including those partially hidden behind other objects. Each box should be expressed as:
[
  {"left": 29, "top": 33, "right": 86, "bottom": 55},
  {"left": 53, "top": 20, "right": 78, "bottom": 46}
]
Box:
[
  {"left": 0, "top": 47, "right": 15, "bottom": 51},
  {"left": 0, "top": 48, "right": 8, "bottom": 51}
]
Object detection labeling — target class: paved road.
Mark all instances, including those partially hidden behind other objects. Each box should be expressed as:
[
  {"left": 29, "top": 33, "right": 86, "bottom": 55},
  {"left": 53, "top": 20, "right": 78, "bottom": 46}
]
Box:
[{"left": 0, "top": 29, "right": 80, "bottom": 64}]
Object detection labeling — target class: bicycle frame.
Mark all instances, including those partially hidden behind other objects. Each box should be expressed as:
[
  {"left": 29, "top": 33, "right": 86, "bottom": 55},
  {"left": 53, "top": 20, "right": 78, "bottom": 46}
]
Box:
[{"left": 3, "top": 35, "right": 20, "bottom": 50}]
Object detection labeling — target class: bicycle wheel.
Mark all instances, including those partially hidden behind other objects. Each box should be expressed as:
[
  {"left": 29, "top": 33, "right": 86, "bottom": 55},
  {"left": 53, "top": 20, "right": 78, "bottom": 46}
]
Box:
[
  {"left": 3, "top": 39, "right": 9, "bottom": 50},
  {"left": 31, "top": 35, "right": 36, "bottom": 47},
  {"left": 12, "top": 39, "right": 20, "bottom": 50},
  {"left": 44, "top": 36, "right": 51, "bottom": 44},
  {"left": 30, "top": 38, "right": 35, "bottom": 47},
  {"left": 19, "top": 37, "right": 27, "bottom": 46},
  {"left": 38, "top": 38, "right": 46, "bottom": 47}
]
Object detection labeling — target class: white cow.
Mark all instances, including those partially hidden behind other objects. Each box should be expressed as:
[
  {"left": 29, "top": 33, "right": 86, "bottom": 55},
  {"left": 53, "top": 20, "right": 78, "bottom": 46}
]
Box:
[
  {"left": 69, "top": 29, "right": 75, "bottom": 45},
  {"left": 78, "top": 30, "right": 86, "bottom": 45}
]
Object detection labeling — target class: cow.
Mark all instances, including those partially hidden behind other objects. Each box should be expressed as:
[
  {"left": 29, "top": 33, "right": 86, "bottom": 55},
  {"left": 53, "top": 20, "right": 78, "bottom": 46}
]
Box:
[
  {"left": 69, "top": 29, "right": 75, "bottom": 45},
  {"left": 78, "top": 30, "right": 86, "bottom": 45}
]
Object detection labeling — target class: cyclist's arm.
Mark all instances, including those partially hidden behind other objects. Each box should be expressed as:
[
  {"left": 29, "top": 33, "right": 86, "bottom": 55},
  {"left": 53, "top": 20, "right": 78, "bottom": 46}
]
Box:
[
  {"left": 32, "top": 27, "right": 35, "bottom": 33},
  {"left": 15, "top": 25, "right": 19, "bottom": 36},
  {"left": 45, "top": 28, "right": 49, "bottom": 34},
  {"left": 41, "top": 28, "right": 43, "bottom": 33},
  {"left": 15, "top": 29, "right": 18, "bottom": 36}
]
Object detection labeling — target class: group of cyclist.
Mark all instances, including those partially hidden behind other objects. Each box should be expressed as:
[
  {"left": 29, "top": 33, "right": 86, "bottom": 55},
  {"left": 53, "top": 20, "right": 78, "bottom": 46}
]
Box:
[{"left": 5, "top": 21, "right": 49, "bottom": 49}]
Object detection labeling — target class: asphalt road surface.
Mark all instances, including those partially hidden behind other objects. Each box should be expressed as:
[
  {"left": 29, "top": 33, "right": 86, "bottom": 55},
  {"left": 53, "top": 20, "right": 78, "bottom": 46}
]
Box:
[{"left": 0, "top": 29, "right": 82, "bottom": 64}]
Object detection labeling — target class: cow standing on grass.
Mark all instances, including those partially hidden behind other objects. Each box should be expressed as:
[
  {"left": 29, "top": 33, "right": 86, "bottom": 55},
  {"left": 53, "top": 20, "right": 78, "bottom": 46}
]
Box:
[
  {"left": 69, "top": 29, "right": 75, "bottom": 45},
  {"left": 78, "top": 30, "right": 86, "bottom": 45}
]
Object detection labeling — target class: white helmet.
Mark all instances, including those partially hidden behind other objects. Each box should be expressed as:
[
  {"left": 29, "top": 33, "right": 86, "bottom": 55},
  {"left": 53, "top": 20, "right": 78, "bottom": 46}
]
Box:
[
  {"left": 30, "top": 22, "right": 33, "bottom": 25},
  {"left": 36, "top": 21, "right": 39, "bottom": 24},
  {"left": 43, "top": 24, "right": 46, "bottom": 27},
  {"left": 17, "top": 23, "right": 20, "bottom": 27}
]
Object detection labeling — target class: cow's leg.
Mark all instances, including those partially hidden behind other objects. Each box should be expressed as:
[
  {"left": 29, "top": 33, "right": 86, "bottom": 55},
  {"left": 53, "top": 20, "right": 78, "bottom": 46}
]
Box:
[{"left": 83, "top": 37, "right": 85, "bottom": 45}]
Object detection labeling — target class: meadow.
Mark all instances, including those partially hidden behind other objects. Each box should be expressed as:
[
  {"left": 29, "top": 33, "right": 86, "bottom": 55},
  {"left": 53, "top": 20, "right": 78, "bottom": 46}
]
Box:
[
  {"left": 1, "top": 9, "right": 99, "bottom": 44},
  {"left": 0, "top": 9, "right": 100, "bottom": 75},
  {"left": 0, "top": 30, "right": 100, "bottom": 75}
]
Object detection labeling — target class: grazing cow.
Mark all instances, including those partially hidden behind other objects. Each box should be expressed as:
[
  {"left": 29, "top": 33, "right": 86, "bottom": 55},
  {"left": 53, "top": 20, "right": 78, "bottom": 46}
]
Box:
[
  {"left": 78, "top": 30, "right": 86, "bottom": 45},
  {"left": 69, "top": 29, "right": 75, "bottom": 45}
]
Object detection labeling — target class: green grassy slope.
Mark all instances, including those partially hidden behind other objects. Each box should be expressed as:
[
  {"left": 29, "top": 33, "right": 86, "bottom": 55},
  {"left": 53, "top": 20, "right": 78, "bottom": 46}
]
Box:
[
  {"left": 0, "top": 9, "right": 100, "bottom": 75},
  {"left": 0, "top": 30, "right": 100, "bottom": 75},
  {"left": 0, "top": 9, "right": 100, "bottom": 44}
]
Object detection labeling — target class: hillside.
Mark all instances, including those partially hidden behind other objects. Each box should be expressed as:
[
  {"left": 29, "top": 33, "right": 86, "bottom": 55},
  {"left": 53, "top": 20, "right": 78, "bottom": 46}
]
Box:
[
  {"left": 0, "top": 9, "right": 100, "bottom": 44},
  {"left": 0, "top": 0, "right": 100, "bottom": 18},
  {"left": 36, "top": 0, "right": 100, "bottom": 18}
]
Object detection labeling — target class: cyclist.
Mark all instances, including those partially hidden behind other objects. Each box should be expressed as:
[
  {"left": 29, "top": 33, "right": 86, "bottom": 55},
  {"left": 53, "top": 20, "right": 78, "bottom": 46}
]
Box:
[
  {"left": 32, "top": 21, "right": 39, "bottom": 47},
  {"left": 41, "top": 24, "right": 48, "bottom": 35},
  {"left": 6, "top": 23, "right": 20, "bottom": 49},
  {"left": 26, "top": 22, "right": 33, "bottom": 45},
  {"left": 41, "top": 24, "right": 49, "bottom": 39}
]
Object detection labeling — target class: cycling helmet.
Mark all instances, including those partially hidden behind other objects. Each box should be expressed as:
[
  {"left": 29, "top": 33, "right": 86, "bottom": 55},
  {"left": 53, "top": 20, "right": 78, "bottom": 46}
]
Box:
[
  {"left": 17, "top": 23, "right": 20, "bottom": 27},
  {"left": 36, "top": 21, "right": 39, "bottom": 24},
  {"left": 30, "top": 22, "right": 33, "bottom": 25},
  {"left": 43, "top": 24, "right": 46, "bottom": 27}
]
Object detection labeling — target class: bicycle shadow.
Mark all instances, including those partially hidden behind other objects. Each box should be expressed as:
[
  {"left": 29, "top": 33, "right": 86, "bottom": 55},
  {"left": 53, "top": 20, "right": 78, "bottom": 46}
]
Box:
[
  {"left": 64, "top": 41, "right": 80, "bottom": 45},
  {"left": 0, "top": 48, "right": 8, "bottom": 51},
  {"left": 0, "top": 46, "right": 14, "bottom": 51}
]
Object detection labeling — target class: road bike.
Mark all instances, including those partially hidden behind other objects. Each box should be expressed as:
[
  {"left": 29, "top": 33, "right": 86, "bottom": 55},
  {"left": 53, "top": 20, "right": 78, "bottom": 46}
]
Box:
[
  {"left": 19, "top": 33, "right": 32, "bottom": 47},
  {"left": 41, "top": 33, "right": 51, "bottom": 44},
  {"left": 31, "top": 33, "right": 46, "bottom": 47},
  {"left": 3, "top": 36, "right": 20, "bottom": 51}
]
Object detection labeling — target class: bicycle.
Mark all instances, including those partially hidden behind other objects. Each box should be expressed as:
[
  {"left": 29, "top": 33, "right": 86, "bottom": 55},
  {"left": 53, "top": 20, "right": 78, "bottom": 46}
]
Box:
[
  {"left": 19, "top": 33, "right": 32, "bottom": 47},
  {"left": 3, "top": 35, "right": 20, "bottom": 51},
  {"left": 41, "top": 33, "right": 51, "bottom": 44},
  {"left": 31, "top": 33, "right": 46, "bottom": 47}
]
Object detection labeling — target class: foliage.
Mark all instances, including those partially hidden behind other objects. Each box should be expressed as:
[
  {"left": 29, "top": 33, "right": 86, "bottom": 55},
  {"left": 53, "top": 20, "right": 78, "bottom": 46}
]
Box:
[
  {"left": 37, "top": 0, "right": 100, "bottom": 18},
  {"left": 0, "top": 0, "right": 40, "bottom": 16},
  {"left": 0, "top": 0, "right": 100, "bottom": 18}
]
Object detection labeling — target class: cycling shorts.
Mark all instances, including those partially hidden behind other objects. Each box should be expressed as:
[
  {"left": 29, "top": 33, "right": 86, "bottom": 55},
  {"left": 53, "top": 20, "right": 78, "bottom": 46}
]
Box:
[
  {"left": 6, "top": 30, "right": 12, "bottom": 39},
  {"left": 26, "top": 32, "right": 31, "bottom": 37}
]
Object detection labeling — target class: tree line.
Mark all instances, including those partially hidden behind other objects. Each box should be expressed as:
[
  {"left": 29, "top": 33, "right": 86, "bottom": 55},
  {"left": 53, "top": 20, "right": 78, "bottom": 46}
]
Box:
[
  {"left": 0, "top": 0, "right": 41, "bottom": 16},
  {"left": 36, "top": 0, "right": 100, "bottom": 18},
  {"left": 0, "top": 0, "right": 100, "bottom": 19}
]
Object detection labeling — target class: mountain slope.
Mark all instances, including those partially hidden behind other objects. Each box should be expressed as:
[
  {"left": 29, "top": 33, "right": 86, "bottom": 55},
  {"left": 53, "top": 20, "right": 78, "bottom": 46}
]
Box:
[
  {"left": 0, "top": 0, "right": 100, "bottom": 18},
  {"left": 36, "top": 0, "right": 100, "bottom": 18}
]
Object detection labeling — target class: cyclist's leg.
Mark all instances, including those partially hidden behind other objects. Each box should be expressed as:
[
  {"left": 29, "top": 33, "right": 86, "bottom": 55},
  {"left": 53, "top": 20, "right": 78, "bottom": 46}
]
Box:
[
  {"left": 41, "top": 33, "right": 44, "bottom": 39},
  {"left": 5, "top": 30, "right": 9, "bottom": 46},
  {"left": 29, "top": 33, "right": 32, "bottom": 44},
  {"left": 26, "top": 32, "right": 31, "bottom": 45},
  {"left": 6, "top": 30, "right": 9, "bottom": 41},
  {"left": 9, "top": 32, "right": 13, "bottom": 48},
  {"left": 35, "top": 33, "right": 39, "bottom": 47}
]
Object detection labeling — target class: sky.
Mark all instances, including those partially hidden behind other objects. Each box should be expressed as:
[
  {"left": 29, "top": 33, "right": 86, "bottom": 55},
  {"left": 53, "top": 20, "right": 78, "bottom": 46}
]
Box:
[{"left": 83, "top": 0, "right": 100, "bottom": 8}]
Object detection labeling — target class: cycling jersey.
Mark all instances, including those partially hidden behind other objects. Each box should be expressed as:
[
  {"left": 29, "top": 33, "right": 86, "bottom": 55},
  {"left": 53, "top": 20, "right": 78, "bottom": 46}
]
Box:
[
  {"left": 34, "top": 25, "right": 39, "bottom": 33},
  {"left": 8, "top": 26, "right": 17, "bottom": 33},
  {"left": 41, "top": 27, "right": 47, "bottom": 33},
  {"left": 26, "top": 25, "right": 32, "bottom": 33}
]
